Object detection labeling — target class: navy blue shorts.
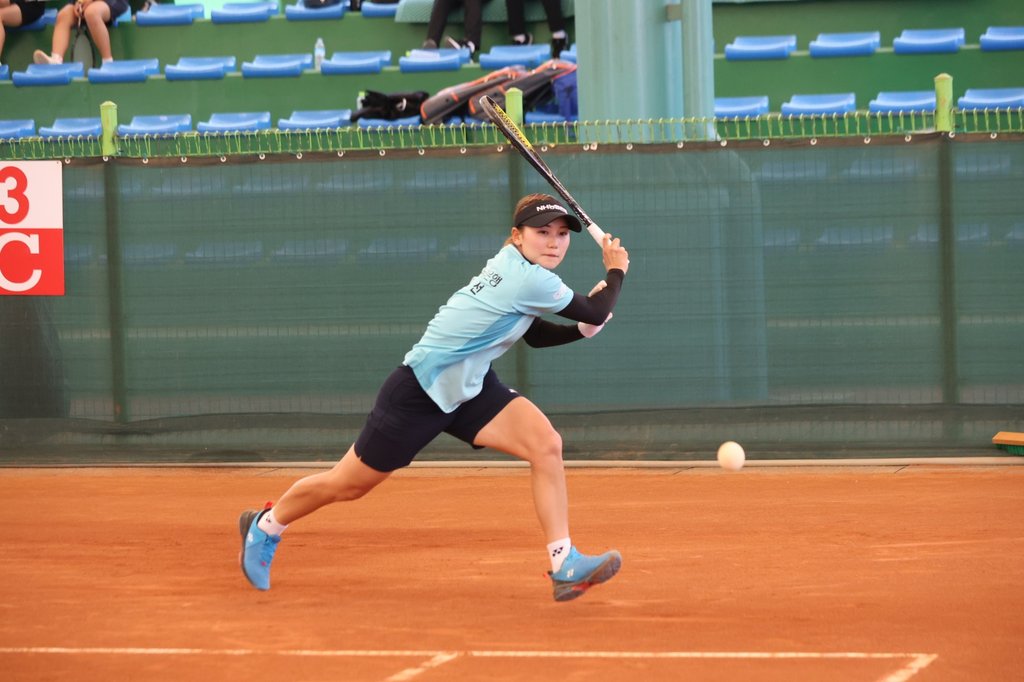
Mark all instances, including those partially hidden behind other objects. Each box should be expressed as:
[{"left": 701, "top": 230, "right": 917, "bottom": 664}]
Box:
[
  {"left": 14, "top": 0, "right": 46, "bottom": 25},
  {"left": 354, "top": 365, "right": 520, "bottom": 473}
]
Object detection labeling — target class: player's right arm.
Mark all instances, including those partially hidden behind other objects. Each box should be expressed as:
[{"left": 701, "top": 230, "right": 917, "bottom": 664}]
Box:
[{"left": 600, "top": 234, "right": 630, "bottom": 275}]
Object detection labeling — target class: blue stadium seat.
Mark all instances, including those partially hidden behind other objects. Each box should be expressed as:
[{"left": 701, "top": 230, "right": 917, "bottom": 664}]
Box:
[
  {"left": 112, "top": 6, "right": 132, "bottom": 25},
  {"left": 357, "top": 115, "right": 422, "bottom": 128},
  {"left": 185, "top": 241, "right": 264, "bottom": 264},
  {"left": 440, "top": 116, "right": 484, "bottom": 127},
  {"left": 892, "top": 28, "right": 965, "bottom": 54},
  {"left": 1006, "top": 224, "right": 1024, "bottom": 244},
  {"left": 524, "top": 111, "right": 575, "bottom": 124},
  {"left": 271, "top": 239, "right": 349, "bottom": 262},
  {"left": 0, "top": 119, "right": 35, "bottom": 139},
  {"left": 957, "top": 87, "right": 1024, "bottom": 110},
  {"left": 135, "top": 3, "right": 205, "bottom": 25},
  {"left": 241, "top": 54, "right": 314, "bottom": 78},
  {"left": 121, "top": 244, "right": 179, "bottom": 268},
  {"left": 398, "top": 50, "right": 464, "bottom": 72},
  {"left": 980, "top": 26, "right": 1024, "bottom": 51},
  {"left": 165, "top": 56, "right": 238, "bottom": 81},
  {"left": 197, "top": 112, "right": 272, "bottom": 132},
  {"left": 320, "top": 51, "right": 392, "bottom": 74},
  {"left": 781, "top": 93, "right": 856, "bottom": 115},
  {"left": 284, "top": 2, "right": 346, "bottom": 21},
  {"left": 117, "top": 114, "right": 193, "bottom": 135},
  {"left": 714, "top": 96, "right": 769, "bottom": 118},
  {"left": 868, "top": 91, "right": 936, "bottom": 113},
  {"left": 39, "top": 117, "right": 103, "bottom": 138},
  {"left": 724, "top": 35, "right": 797, "bottom": 60},
  {"left": 478, "top": 44, "right": 551, "bottom": 69},
  {"left": 908, "top": 223, "right": 990, "bottom": 246},
  {"left": 359, "top": 237, "right": 438, "bottom": 261},
  {"left": 211, "top": 1, "right": 277, "bottom": 23},
  {"left": 417, "top": 47, "right": 471, "bottom": 64},
  {"left": 559, "top": 43, "right": 576, "bottom": 62},
  {"left": 0, "top": 65, "right": 7, "bottom": 80},
  {"left": 12, "top": 63, "right": 84, "bottom": 87},
  {"left": 278, "top": 109, "right": 353, "bottom": 129},
  {"left": 815, "top": 225, "right": 894, "bottom": 247},
  {"left": 361, "top": 1, "right": 398, "bottom": 17},
  {"left": 87, "top": 59, "right": 160, "bottom": 83},
  {"left": 808, "top": 31, "right": 881, "bottom": 57}
]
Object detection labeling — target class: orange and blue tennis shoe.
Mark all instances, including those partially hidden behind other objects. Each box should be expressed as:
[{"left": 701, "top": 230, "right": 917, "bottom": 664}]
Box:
[
  {"left": 548, "top": 546, "right": 622, "bottom": 602},
  {"left": 239, "top": 507, "right": 280, "bottom": 591}
]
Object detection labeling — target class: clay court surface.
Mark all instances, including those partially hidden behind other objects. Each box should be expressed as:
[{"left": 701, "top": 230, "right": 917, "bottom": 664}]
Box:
[{"left": 2, "top": 462, "right": 1022, "bottom": 681}]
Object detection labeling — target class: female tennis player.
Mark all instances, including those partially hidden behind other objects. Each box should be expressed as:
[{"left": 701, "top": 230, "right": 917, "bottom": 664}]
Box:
[{"left": 240, "top": 193, "right": 630, "bottom": 602}]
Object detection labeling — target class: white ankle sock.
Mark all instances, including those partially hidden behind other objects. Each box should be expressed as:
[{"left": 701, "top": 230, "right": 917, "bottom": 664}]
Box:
[
  {"left": 53, "top": 54, "right": 64, "bottom": 64},
  {"left": 552, "top": 30, "right": 567, "bottom": 39},
  {"left": 257, "top": 509, "right": 288, "bottom": 536},
  {"left": 547, "top": 537, "right": 572, "bottom": 572}
]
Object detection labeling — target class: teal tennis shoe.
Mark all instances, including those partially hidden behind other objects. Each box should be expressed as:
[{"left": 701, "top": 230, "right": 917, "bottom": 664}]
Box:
[
  {"left": 239, "top": 508, "right": 280, "bottom": 591},
  {"left": 548, "top": 546, "right": 622, "bottom": 602}
]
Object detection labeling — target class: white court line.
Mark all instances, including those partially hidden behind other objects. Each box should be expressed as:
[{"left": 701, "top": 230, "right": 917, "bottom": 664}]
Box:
[
  {"left": 0, "top": 647, "right": 938, "bottom": 681},
  {"left": 881, "top": 654, "right": 939, "bottom": 682},
  {"left": 385, "top": 652, "right": 461, "bottom": 681}
]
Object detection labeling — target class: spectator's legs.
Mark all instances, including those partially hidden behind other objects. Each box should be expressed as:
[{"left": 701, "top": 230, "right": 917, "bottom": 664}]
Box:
[
  {"left": 538, "top": 0, "right": 566, "bottom": 33},
  {"left": 83, "top": 0, "right": 113, "bottom": 61},
  {"left": 425, "top": 0, "right": 460, "bottom": 45},
  {"left": 0, "top": 2, "right": 22, "bottom": 64},
  {"left": 48, "top": 4, "right": 77, "bottom": 60},
  {"left": 504, "top": 0, "right": 526, "bottom": 37},
  {"left": 463, "top": 0, "right": 483, "bottom": 51}
]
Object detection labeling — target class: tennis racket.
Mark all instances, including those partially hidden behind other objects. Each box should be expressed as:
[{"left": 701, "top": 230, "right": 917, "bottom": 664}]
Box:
[
  {"left": 477, "top": 95, "right": 606, "bottom": 247},
  {"left": 71, "top": 11, "right": 95, "bottom": 71}
]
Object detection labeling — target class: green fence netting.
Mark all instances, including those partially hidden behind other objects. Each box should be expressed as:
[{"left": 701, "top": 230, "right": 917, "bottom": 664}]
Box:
[{"left": 1, "top": 119, "right": 1022, "bottom": 464}]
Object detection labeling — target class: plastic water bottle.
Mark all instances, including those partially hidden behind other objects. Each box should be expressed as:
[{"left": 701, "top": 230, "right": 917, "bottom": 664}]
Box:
[{"left": 314, "top": 37, "right": 325, "bottom": 71}]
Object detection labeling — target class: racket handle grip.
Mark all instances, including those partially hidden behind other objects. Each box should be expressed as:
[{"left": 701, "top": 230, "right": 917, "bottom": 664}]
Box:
[{"left": 586, "top": 222, "right": 606, "bottom": 246}]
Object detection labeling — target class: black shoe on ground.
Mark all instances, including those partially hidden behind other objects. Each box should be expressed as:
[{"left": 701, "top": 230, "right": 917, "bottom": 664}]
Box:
[{"left": 445, "top": 36, "right": 477, "bottom": 57}]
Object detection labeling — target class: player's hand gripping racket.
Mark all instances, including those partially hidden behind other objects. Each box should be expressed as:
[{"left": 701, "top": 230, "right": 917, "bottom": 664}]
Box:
[{"left": 478, "top": 95, "right": 606, "bottom": 248}]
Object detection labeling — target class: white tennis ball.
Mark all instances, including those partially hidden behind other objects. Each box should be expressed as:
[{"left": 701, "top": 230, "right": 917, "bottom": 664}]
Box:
[{"left": 717, "top": 441, "right": 745, "bottom": 470}]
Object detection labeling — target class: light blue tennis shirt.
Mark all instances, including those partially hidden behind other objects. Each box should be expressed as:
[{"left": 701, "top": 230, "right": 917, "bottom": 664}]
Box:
[{"left": 403, "top": 244, "right": 574, "bottom": 413}]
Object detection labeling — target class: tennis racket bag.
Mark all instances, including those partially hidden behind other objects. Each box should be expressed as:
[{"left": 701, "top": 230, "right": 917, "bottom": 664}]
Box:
[
  {"left": 466, "top": 59, "right": 577, "bottom": 121},
  {"left": 419, "top": 67, "right": 525, "bottom": 124}
]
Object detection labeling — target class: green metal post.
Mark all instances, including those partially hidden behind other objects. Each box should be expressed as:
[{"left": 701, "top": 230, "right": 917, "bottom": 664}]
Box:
[
  {"left": 933, "top": 72, "right": 959, "bottom": 411},
  {"left": 680, "top": 0, "right": 716, "bottom": 139},
  {"left": 504, "top": 87, "right": 530, "bottom": 392},
  {"left": 100, "top": 101, "right": 118, "bottom": 157},
  {"left": 505, "top": 87, "right": 524, "bottom": 127},
  {"left": 934, "top": 73, "right": 953, "bottom": 133},
  {"left": 577, "top": 0, "right": 682, "bottom": 121}
]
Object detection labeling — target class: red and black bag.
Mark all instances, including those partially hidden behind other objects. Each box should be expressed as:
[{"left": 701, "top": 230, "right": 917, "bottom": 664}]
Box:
[
  {"left": 419, "top": 67, "right": 525, "bottom": 125},
  {"left": 465, "top": 59, "right": 577, "bottom": 121}
]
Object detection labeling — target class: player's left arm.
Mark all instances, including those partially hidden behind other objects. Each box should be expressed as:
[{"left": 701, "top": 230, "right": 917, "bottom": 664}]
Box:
[
  {"left": 523, "top": 280, "right": 616, "bottom": 347},
  {"left": 556, "top": 270, "right": 625, "bottom": 326},
  {"left": 521, "top": 318, "right": 585, "bottom": 348}
]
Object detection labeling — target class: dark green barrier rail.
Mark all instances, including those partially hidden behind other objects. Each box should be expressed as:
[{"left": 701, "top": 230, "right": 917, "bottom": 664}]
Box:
[{"left": 3, "top": 108, "right": 1023, "bottom": 161}]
